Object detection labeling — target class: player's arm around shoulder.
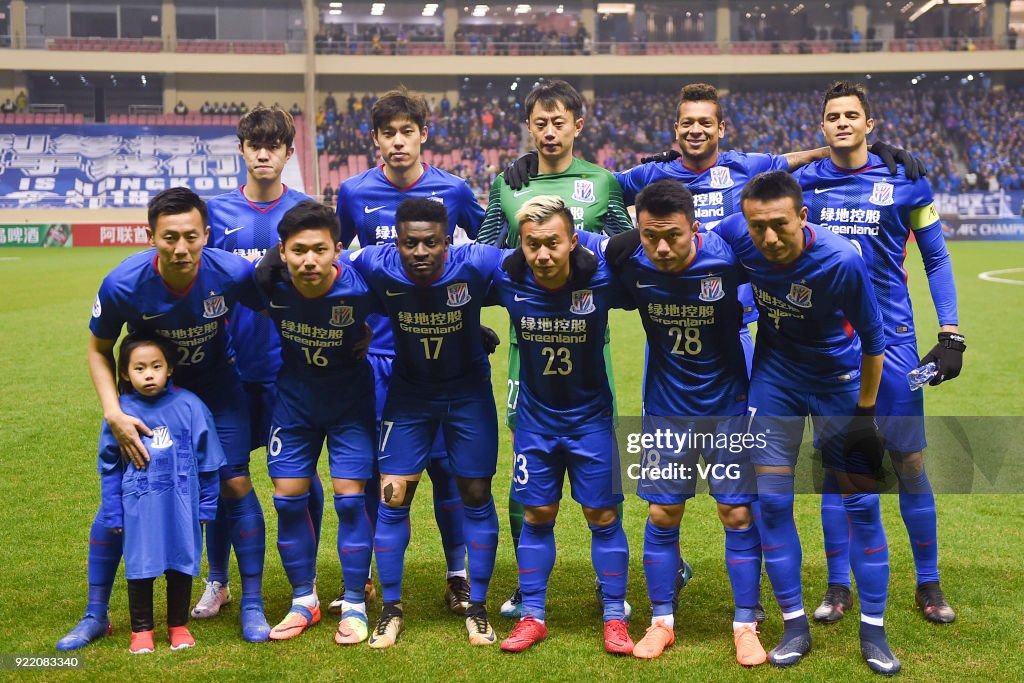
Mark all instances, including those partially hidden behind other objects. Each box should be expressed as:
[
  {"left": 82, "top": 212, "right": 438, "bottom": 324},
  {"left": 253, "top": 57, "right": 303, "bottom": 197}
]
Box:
[{"left": 477, "top": 177, "right": 510, "bottom": 246}]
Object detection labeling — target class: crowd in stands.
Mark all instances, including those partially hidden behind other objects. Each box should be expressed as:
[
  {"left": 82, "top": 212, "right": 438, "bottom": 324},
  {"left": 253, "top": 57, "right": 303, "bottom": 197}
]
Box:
[
  {"left": 315, "top": 23, "right": 444, "bottom": 54},
  {"left": 454, "top": 26, "right": 591, "bottom": 55},
  {"left": 315, "top": 85, "right": 1024, "bottom": 198}
]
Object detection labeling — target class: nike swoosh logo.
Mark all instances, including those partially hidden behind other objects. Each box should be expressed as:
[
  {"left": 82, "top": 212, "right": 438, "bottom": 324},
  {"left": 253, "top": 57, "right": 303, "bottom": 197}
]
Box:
[
  {"left": 773, "top": 652, "right": 803, "bottom": 661},
  {"left": 761, "top": 543, "right": 784, "bottom": 551},
  {"left": 142, "top": 313, "right": 165, "bottom": 320},
  {"left": 513, "top": 294, "right": 531, "bottom": 302},
  {"left": 386, "top": 290, "right": 404, "bottom": 297},
  {"left": 727, "top": 559, "right": 753, "bottom": 565},
  {"left": 864, "top": 545, "right": 888, "bottom": 555},
  {"left": 239, "top": 528, "right": 260, "bottom": 538},
  {"left": 602, "top": 570, "right": 625, "bottom": 577},
  {"left": 635, "top": 282, "right": 656, "bottom": 288},
  {"left": 868, "top": 659, "right": 894, "bottom": 671},
  {"left": 914, "top": 539, "right": 935, "bottom": 548},
  {"left": 814, "top": 187, "right": 831, "bottom": 194},
  {"left": 224, "top": 226, "right": 245, "bottom": 235},
  {"left": 513, "top": 189, "right": 532, "bottom": 198},
  {"left": 517, "top": 568, "right": 539, "bottom": 574},
  {"left": 341, "top": 546, "right": 367, "bottom": 554},
  {"left": 269, "top": 302, "right": 289, "bottom": 309},
  {"left": 364, "top": 205, "right": 385, "bottom": 214}
]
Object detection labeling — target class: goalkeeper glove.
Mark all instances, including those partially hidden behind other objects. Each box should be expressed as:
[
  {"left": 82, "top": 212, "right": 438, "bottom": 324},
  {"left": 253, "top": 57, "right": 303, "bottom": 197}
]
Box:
[
  {"left": 502, "top": 151, "right": 538, "bottom": 191},
  {"left": 919, "top": 331, "right": 965, "bottom": 385},
  {"left": 480, "top": 326, "right": 500, "bottom": 354},
  {"left": 640, "top": 149, "right": 681, "bottom": 165},
  {"left": 254, "top": 247, "right": 289, "bottom": 298},
  {"left": 870, "top": 140, "right": 928, "bottom": 181},
  {"left": 840, "top": 404, "right": 886, "bottom": 488},
  {"left": 604, "top": 229, "right": 642, "bottom": 271}
]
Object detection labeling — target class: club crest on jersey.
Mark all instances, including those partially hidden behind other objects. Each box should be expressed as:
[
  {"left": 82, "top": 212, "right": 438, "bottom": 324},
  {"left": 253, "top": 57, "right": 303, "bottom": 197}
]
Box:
[
  {"left": 446, "top": 282, "right": 471, "bottom": 307},
  {"left": 150, "top": 426, "right": 174, "bottom": 449},
  {"left": 203, "top": 295, "right": 227, "bottom": 319},
  {"left": 869, "top": 182, "right": 895, "bottom": 206},
  {"left": 570, "top": 289, "right": 596, "bottom": 315},
  {"left": 709, "top": 167, "right": 734, "bottom": 189},
  {"left": 786, "top": 282, "right": 813, "bottom": 308},
  {"left": 571, "top": 180, "right": 596, "bottom": 204},
  {"left": 699, "top": 276, "right": 724, "bottom": 302},
  {"left": 330, "top": 305, "right": 354, "bottom": 327}
]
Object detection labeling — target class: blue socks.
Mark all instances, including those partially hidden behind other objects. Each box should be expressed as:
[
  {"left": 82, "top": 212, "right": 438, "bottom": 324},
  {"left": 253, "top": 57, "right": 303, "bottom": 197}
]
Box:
[
  {"left": 206, "top": 497, "right": 232, "bottom": 585},
  {"left": 86, "top": 511, "right": 122, "bottom": 616},
  {"left": 724, "top": 524, "right": 762, "bottom": 624},
  {"left": 308, "top": 474, "right": 325, "bottom": 554},
  {"left": 273, "top": 493, "right": 316, "bottom": 599},
  {"left": 757, "top": 474, "right": 803, "bottom": 614},
  {"left": 427, "top": 458, "right": 467, "bottom": 575},
  {"left": 898, "top": 469, "right": 939, "bottom": 584},
  {"left": 229, "top": 489, "right": 266, "bottom": 609},
  {"left": 517, "top": 520, "right": 556, "bottom": 621},
  {"left": 590, "top": 518, "right": 628, "bottom": 622},
  {"left": 334, "top": 493, "right": 373, "bottom": 604},
  {"left": 374, "top": 504, "right": 411, "bottom": 604},
  {"left": 463, "top": 499, "right": 498, "bottom": 604},
  {"left": 820, "top": 471, "right": 851, "bottom": 587},
  {"left": 844, "top": 492, "right": 889, "bottom": 618},
  {"left": 642, "top": 519, "right": 679, "bottom": 619}
]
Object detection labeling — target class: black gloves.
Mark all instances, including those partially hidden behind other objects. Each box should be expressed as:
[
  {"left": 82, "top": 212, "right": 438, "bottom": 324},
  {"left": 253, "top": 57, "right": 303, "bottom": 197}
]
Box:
[
  {"left": 919, "top": 331, "right": 966, "bottom": 385},
  {"left": 841, "top": 404, "right": 886, "bottom": 483},
  {"left": 640, "top": 149, "right": 681, "bottom": 164},
  {"left": 870, "top": 140, "right": 928, "bottom": 181},
  {"left": 605, "top": 229, "right": 642, "bottom": 271},
  {"left": 480, "top": 326, "right": 501, "bottom": 354},
  {"left": 502, "top": 151, "right": 539, "bottom": 191},
  {"left": 254, "top": 246, "right": 289, "bottom": 297}
]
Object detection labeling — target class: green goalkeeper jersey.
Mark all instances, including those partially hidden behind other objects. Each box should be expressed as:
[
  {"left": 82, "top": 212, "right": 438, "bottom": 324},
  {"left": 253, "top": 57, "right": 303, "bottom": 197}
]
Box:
[{"left": 477, "top": 156, "right": 633, "bottom": 247}]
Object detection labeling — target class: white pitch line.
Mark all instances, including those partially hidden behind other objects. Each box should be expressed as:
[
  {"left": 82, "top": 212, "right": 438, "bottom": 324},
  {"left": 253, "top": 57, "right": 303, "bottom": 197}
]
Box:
[
  {"left": 978, "top": 268, "right": 1024, "bottom": 285},
  {"left": 0, "top": 256, "right": 22, "bottom": 261}
]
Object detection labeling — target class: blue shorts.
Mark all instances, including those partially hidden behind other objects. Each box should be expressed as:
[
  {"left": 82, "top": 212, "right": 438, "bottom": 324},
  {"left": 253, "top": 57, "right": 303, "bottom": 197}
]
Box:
[
  {"left": 635, "top": 415, "right": 757, "bottom": 505},
  {"left": 876, "top": 342, "right": 927, "bottom": 454},
  {"left": 369, "top": 352, "right": 446, "bottom": 459},
  {"left": 192, "top": 374, "right": 251, "bottom": 479},
  {"left": 378, "top": 384, "right": 497, "bottom": 479},
  {"left": 268, "top": 370, "right": 376, "bottom": 481},
  {"left": 747, "top": 372, "right": 860, "bottom": 471},
  {"left": 511, "top": 427, "right": 624, "bottom": 509},
  {"left": 244, "top": 381, "right": 277, "bottom": 450}
]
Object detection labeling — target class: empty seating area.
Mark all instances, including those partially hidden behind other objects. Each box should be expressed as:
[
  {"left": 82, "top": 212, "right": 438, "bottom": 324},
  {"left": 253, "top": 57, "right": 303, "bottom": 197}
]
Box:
[
  {"left": 175, "top": 40, "right": 287, "bottom": 54},
  {"left": 0, "top": 112, "right": 85, "bottom": 124},
  {"left": 48, "top": 37, "right": 163, "bottom": 52}
]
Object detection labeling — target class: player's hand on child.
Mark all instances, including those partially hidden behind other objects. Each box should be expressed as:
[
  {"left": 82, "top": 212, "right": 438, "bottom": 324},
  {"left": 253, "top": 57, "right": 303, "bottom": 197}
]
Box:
[{"left": 108, "top": 411, "right": 152, "bottom": 469}]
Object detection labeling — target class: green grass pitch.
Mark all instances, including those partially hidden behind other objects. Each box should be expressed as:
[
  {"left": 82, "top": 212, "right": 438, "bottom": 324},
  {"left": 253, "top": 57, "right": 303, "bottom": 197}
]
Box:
[{"left": 0, "top": 241, "right": 1021, "bottom": 681}]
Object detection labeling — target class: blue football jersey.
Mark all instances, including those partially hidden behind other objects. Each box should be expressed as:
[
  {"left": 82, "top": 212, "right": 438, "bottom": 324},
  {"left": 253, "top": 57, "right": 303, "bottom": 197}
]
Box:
[
  {"left": 490, "top": 231, "right": 628, "bottom": 434},
  {"left": 617, "top": 230, "right": 748, "bottom": 416},
  {"left": 336, "top": 163, "right": 485, "bottom": 357},
  {"left": 208, "top": 186, "right": 310, "bottom": 384},
  {"left": 260, "top": 262, "right": 378, "bottom": 382},
  {"left": 716, "top": 214, "right": 886, "bottom": 392},
  {"left": 347, "top": 241, "right": 498, "bottom": 396},
  {"left": 89, "top": 248, "right": 263, "bottom": 390},
  {"left": 616, "top": 150, "right": 788, "bottom": 325},
  {"left": 98, "top": 385, "right": 225, "bottom": 579},
  {"left": 793, "top": 153, "right": 957, "bottom": 344}
]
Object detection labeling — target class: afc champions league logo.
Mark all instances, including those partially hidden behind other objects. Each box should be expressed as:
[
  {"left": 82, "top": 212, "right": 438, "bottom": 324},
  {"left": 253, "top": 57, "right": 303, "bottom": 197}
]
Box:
[
  {"left": 709, "top": 167, "right": 734, "bottom": 189},
  {"left": 869, "top": 182, "right": 895, "bottom": 206},
  {"left": 570, "top": 289, "right": 596, "bottom": 315},
  {"left": 699, "top": 276, "right": 724, "bottom": 302},
  {"left": 92, "top": 295, "right": 102, "bottom": 318},
  {"left": 330, "top": 305, "right": 354, "bottom": 327},
  {"left": 202, "top": 294, "right": 228, "bottom": 319},
  {"left": 786, "top": 282, "right": 813, "bottom": 308},
  {"left": 571, "top": 179, "right": 596, "bottom": 204},
  {"left": 446, "top": 282, "right": 471, "bottom": 307},
  {"left": 150, "top": 426, "right": 174, "bottom": 449}
]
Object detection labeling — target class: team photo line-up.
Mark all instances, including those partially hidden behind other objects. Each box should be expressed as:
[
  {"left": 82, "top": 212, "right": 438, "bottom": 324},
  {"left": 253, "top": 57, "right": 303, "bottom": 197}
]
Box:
[{"left": 60, "top": 76, "right": 964, "bottom": 676}]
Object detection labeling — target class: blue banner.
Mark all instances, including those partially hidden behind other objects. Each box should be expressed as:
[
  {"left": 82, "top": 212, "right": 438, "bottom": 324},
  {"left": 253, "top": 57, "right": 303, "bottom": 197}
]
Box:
[
  {"left": 0, "top": 125, "right": 245, "bottom": 209},
  {"left": 943, "top": 217, "right": 1024, "bottom": 241}
]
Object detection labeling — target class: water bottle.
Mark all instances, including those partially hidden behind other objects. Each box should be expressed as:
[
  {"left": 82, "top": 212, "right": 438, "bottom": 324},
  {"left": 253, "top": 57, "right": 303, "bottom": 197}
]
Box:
[{"left": 907, "top": 362, "right": 937, "bottom": 391}]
